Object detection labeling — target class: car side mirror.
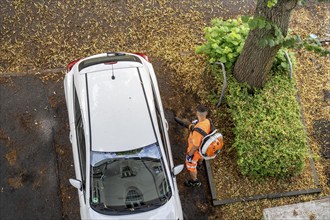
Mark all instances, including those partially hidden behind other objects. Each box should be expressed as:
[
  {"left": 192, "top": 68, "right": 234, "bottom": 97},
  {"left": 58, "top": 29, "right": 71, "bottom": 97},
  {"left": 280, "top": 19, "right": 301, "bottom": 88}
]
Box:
[
  {"left": 69, "top": 178, "right": 82, "bottom": 190},
  {"left": 172, "top": 164, "right": 184, "bottom": 176}
]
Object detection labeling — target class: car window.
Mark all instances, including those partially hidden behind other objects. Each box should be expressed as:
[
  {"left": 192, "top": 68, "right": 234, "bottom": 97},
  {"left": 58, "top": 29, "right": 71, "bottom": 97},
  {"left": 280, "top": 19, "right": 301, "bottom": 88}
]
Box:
[
  {"left": 155, "top": 106, "right": 170, "bottom": 159},
  {"left": 74, "top": 88, "right": 87, "bottom": 193},
  {"left": 90, "top": 143, "right": 172, "bottom": 215},
  {"left": 150, "top": 80, "right": 171, "bottom": 162}
]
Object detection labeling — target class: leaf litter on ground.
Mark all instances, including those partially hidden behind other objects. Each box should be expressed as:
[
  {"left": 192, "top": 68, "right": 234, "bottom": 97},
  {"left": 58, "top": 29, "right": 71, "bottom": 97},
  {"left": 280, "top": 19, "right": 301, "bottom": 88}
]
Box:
[{"left": 0, "top": 1, "right": 329, "bottom": 219}]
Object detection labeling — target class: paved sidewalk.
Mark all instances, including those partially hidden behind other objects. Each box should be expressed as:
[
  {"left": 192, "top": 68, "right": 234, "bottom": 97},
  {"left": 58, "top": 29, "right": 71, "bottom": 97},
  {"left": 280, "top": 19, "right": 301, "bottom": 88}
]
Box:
[{"left": 263, "top": 197, "right": 330, "bottom": 220}]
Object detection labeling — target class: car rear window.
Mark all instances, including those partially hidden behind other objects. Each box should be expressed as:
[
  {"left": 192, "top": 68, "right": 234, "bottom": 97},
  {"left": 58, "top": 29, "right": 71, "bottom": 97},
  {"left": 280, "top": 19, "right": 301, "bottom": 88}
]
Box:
[{"left": 78, "top": 54, "right": 141, "bottom": 71}]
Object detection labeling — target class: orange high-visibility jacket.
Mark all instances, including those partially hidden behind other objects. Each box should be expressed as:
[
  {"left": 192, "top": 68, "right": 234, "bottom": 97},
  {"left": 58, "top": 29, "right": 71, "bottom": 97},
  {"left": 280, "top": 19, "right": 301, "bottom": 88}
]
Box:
[{"left": 187, "top": 119, "right": 211, "bottom": 154}]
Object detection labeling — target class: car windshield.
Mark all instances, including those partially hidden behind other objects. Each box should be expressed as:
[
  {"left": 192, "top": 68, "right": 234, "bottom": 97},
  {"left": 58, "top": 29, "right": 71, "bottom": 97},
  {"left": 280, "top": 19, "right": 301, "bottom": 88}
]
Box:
[{"left": 90, "top": 143, "right": 172, "bottom": 215}]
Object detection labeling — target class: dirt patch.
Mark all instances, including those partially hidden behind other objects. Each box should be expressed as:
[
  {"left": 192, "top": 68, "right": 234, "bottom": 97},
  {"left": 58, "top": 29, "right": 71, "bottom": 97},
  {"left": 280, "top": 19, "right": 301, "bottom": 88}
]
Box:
[
  {"left": 313, "top": 119, "right": 330, "bottom": 159},
  {"left": 5, "top": 149, "right": 17, "bottom": 166},
  {"left": 60, "top": 183, "right": 77, "bottom": 219},
  {"left": 326, "top": 165, "right": 330, "bottom": 187},
  {"left": 324, "top": 90, "right": 330, "bottom": 104}
]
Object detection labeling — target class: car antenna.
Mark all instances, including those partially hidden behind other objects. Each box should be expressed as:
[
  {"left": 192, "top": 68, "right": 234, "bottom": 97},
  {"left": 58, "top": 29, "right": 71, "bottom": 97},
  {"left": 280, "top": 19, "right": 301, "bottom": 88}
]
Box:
[{"left": 111, "top": 64, "right": 115, "bottom": 80}]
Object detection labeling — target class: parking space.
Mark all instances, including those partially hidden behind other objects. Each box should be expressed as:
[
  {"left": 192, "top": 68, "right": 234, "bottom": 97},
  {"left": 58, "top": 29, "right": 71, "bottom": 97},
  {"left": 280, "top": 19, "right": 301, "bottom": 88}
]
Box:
[{"left": 0, "top": 74, "right": 79, "bottom": 219}]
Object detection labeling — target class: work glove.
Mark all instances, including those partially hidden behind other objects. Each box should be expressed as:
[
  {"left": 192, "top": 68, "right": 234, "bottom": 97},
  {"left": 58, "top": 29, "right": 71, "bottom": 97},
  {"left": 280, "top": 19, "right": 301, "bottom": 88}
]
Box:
[
  {"left": 189, "top": 119, "right": 198, "bottom": 131},
  {"left": 186, "top": 154, "right": 193, "bottom": 163},
  {"left": 192, "top": 119, "right": 198, "bottom": 124},
  {"left": 188, "top": 124, "right": 195, "bottom": 132}
]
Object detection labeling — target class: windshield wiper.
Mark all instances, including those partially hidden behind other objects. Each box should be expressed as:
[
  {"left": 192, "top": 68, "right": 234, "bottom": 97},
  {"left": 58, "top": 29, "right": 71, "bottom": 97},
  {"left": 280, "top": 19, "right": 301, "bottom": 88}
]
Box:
[
  {"left": 92, "top": 203, "right": 129, "bottom": 213},
  {"left": 131, "top": 157, "right": 159, "bottom": 162},
  {"left": 125, "top": 203, "right": 162, "bottom": 213},
  {"left": 159, "top": 195, "right": 169, "bottom": 203}
]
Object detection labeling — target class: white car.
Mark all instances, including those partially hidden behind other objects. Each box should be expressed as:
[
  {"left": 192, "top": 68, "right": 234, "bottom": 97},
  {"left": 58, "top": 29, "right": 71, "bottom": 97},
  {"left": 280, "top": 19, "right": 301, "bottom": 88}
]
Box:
[{"left": 64, "top": 52, "right": 184, "bottom": 219}]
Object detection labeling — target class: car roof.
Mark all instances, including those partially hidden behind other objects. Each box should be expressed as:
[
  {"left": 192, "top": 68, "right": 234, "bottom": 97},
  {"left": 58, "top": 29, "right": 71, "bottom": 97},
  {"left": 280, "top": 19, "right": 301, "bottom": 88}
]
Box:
[{"left": 74, "top": 56, "right": 157, "bottom": 152}]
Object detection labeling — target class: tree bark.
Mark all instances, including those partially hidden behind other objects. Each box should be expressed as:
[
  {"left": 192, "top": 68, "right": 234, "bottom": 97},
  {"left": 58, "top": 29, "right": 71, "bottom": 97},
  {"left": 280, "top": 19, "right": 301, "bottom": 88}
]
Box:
[{"left": 233, "top": 0, "right": 298, "bottom": 88}]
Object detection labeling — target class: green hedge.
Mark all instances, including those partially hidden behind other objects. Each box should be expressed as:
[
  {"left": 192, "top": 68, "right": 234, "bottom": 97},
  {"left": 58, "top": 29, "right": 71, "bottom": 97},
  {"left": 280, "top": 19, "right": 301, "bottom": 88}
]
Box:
[{"left": 226, "top": 74, "right": 307, "bottom": 178}]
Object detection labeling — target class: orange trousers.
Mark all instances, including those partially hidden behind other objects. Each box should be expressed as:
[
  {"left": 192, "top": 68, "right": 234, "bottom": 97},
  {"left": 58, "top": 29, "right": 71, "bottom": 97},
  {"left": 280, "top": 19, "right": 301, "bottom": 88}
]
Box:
[{"left": 185, "top": 150, "right": 202, "bottom": 172}]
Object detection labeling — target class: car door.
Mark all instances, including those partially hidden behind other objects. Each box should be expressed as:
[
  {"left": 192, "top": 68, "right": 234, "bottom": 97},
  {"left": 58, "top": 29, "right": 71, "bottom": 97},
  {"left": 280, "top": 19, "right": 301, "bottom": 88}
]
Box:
[{"left": 72, "top": 87, "right": 88, "bottom": 217}]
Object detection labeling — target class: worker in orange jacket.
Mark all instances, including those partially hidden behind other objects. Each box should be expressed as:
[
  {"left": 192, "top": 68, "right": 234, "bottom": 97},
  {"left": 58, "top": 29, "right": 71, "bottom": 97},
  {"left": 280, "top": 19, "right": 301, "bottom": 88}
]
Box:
[{"left": 185, "top": 105, "right": 211, "bottom": 187}]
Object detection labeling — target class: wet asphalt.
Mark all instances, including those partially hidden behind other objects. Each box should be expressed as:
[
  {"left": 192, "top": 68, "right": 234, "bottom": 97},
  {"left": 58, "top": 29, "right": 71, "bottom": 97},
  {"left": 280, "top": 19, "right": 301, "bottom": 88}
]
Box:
[{"left": 0, "top": 75, "right": 63, "bottom": 219}]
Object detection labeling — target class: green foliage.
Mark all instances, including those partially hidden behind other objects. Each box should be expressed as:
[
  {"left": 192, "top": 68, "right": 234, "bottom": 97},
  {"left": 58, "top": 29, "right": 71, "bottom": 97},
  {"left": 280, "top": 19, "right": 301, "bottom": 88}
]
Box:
[
  {"left": 272, "top": 48, "right": 296, "bottom": 73},
  {"left": 195, "top": 17, "right": 249, "bottom": 70},
  {"left": 196, "top": 17, "right": 295, "bottom": 73},
  {"left": 267, "top": 0, "right": 278, "bottom": 7},
  {"left": 242, "top": 16, "right": 286, "bottom": 47},
  {"left": 241, "top": 16, "right": 330, "bottom": 56},
  {"left": 241, "top": 16, "right": 270, "bottom": 30},
  {"left": 226, "top": 74, "right": 307, "bottom": 178}
]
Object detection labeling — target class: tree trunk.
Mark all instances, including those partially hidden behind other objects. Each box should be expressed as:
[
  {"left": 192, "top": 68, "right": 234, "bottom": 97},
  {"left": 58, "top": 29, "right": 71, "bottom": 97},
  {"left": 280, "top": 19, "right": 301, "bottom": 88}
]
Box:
[{"left": 233, "top": 0, "right": 298, "bottom": 88}]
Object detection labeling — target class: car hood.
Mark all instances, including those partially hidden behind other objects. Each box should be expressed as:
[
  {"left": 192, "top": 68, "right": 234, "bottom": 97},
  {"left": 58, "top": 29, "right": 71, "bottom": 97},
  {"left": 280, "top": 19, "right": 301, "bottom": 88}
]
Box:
[{"left": 85, "top": 196, "right": 182, "bottom": 220}]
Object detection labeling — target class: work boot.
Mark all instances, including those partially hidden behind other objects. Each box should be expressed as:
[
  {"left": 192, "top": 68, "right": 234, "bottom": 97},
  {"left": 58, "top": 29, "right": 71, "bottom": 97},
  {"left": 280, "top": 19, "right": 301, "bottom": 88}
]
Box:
[{"left": 184, "top": 179, "right": 201, "bottom": 187}]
